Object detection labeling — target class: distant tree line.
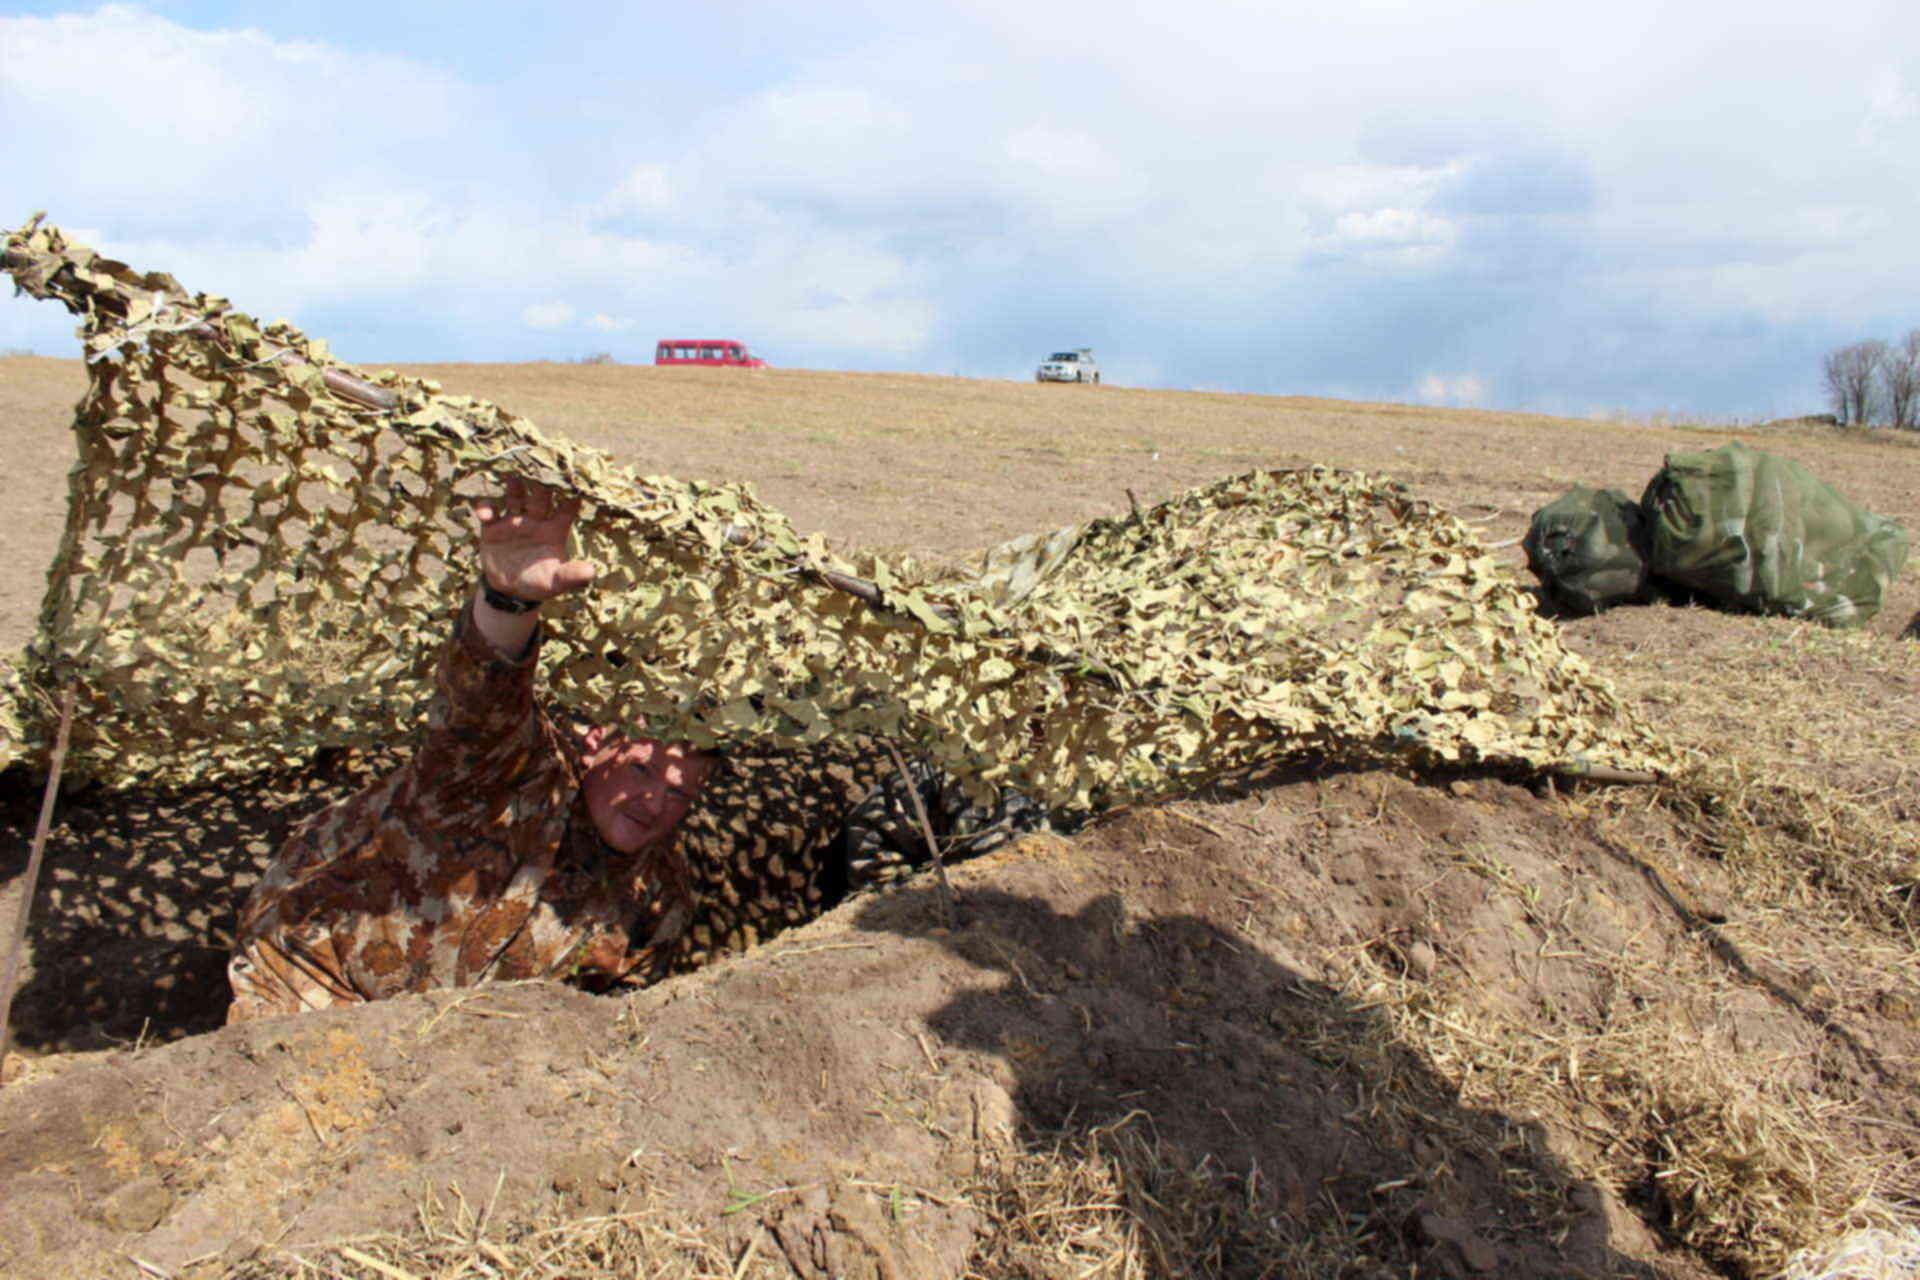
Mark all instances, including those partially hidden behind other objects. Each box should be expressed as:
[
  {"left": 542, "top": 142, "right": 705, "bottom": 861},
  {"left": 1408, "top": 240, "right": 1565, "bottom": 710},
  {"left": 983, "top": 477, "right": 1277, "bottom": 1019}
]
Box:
[{"left": 1823, "top": 330, "right": 1920, "bottom": 429}]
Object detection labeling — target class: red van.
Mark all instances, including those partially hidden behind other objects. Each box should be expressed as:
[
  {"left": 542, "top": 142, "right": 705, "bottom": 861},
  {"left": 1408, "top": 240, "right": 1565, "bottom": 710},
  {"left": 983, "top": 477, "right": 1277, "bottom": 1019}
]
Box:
[{"left": 654, "top": 339, "right": 767, "bottom": 368}]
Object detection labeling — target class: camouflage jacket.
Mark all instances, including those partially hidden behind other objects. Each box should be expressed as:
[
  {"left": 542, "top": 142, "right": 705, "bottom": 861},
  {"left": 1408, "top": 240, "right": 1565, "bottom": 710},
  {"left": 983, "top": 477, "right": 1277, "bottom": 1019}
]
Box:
[{"left": 226, "top": 604, "right": 692, "bottom": 1021}]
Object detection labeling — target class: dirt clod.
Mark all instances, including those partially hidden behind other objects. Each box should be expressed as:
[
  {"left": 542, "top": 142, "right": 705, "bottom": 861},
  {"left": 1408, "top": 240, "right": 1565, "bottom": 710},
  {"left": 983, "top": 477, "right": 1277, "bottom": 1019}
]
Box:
[{"left": 99, "top": 1176, "right": 174, "bottom": 1233}]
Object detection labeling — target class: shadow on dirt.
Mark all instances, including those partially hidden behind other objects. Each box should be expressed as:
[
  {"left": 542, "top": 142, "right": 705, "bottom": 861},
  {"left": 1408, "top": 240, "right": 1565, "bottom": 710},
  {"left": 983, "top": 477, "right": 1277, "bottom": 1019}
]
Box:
[
  {"left": 854, "top": 882, "right": 1665, "bottom": 1279},
  {"left": 0, "top": 751, "right": 387, "bottom": 1050}
]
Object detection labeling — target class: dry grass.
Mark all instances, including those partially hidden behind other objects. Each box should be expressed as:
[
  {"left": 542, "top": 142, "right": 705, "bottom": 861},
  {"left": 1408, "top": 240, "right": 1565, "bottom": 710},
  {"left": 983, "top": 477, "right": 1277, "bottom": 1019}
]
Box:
[
  {"left": 1583, "top": 614, "right": 1919, "bottom": 812},
  {"left": 960, "top": 1118, "right": 1368, "bottom": 1279},
  {"left": 1262, "top": 671, "right": 1920, "bottom": 1278},
  {"left": 1774, "top": 1227, "right": 1920, "bottom": 1280},
  {"left": 1659, "top": 764, "right": 1920, "bottom": 935},
  {"left": 1315, "top": 878, "right": 1912, "bottom": 1277},
  {"left": 214, "top": 1184, "right": 751, "bottom": 1280},
  {"left": 209, "top": 1118, "right": 1375, "bottom": 1280}
]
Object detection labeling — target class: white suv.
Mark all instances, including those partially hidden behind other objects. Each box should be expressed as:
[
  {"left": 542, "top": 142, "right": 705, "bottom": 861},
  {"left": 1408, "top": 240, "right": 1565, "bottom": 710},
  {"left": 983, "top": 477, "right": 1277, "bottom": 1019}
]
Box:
[{"left": 1035, "top": 348, "right": 1099, "bottom": 384}]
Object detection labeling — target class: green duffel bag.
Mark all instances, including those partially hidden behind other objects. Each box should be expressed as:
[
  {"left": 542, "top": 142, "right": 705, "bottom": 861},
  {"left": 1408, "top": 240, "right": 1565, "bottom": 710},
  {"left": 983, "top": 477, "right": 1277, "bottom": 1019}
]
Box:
[
  {"left": 1641, "top": 442, "right": 1909, "bottom": 628},
  {"left": 1522, "top": 486, "right": 1653, "bottom": 615}
]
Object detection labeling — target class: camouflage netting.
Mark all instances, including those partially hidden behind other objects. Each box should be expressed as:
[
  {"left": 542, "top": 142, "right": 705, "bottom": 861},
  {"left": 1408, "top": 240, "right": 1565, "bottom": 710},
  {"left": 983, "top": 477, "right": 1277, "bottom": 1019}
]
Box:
[{"left": 0, "top": 218, "right": 1675, "bottom": 806}]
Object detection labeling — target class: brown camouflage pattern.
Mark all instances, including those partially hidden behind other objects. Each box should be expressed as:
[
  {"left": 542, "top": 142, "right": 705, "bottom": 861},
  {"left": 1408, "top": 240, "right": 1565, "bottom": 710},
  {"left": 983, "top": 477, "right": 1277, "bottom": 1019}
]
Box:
[
  {"left": 666, "top": 738, "right": 888, "bottom": 970},
  {"left": 226, "top": 605, "right": 692, "bottom": 1021}
]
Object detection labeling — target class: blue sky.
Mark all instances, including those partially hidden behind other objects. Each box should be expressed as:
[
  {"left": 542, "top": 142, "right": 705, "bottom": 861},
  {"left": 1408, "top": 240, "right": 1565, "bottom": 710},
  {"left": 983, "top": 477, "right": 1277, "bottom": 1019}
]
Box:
[{"left": 4, "top": 1, "right": 1918, "bottom": 418}]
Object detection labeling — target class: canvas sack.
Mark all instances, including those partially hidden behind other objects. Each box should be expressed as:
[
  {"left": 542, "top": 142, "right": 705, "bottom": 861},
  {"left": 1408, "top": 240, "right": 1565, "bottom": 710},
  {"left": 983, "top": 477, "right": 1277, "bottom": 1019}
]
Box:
[
  {"left": 1523, "top": 487, "right": 1653, "bottom": 615},
  {"left": 1640, "top": 442, "right": 1908, "bottom": 628}
]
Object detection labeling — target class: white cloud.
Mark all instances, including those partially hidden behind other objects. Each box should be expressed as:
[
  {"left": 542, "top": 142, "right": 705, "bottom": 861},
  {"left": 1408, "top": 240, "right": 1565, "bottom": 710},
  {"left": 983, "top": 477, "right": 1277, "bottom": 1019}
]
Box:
[
  {"left": 759, "top": 86, "right": 911, "bottom": 147},
  {"left": 0, "top": 6, "right": 473, "bottom": 206},
  {"left": 1299, "top": 164, "right": 1457, "bottom": 213},
  {"left": 681, "top": 84, "right": 919, "bottom": 206},
  {"left": 1002, "top": 125, "right": 1108, "bottom": 178},
  {"left": 1416, "top": 374, "right": 1488, "bottom": 407},
  {"left": 1866, "top": 68, "right": 1918, "bottom": 124},
  {"left": 585, "top": 314, "right": 633, "bottom": 332},
  {"left": 522, "top": 302, "right": 574, "bottom": 330},
  {"left": 736, "top": 231, "right": 937, "bottom": 353},
  {"left": 596, "top": 166, "right": 675, "bottom": 217},
  {"left": 1335, "top": 209, "right": 1437, "bottom": 243},
  {"left": 0, "top": 5, "right": 524, "bottom": 347},
  {"left": 1859, "top": 65, "right": 1920, "bottom": 152}
]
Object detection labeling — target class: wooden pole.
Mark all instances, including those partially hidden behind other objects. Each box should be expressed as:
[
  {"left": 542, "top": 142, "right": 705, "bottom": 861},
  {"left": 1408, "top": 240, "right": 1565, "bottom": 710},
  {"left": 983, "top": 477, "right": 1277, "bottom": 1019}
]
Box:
[
  {"left": 1551, "top": 761, "right": 1661, "bottom": 787},
  {"left": 882, "top": 739, "right": 957, "bottom": 929},
  {"left": 0, "top": 687, "right": 77, "bottom": 1077},
  {"left": 0, "top": 245, "right": 398, "bottom": 412}
]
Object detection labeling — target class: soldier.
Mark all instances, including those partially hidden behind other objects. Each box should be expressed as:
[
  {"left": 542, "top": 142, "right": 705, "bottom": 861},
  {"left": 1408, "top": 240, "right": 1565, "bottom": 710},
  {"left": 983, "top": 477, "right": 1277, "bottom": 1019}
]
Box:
[{"left": 227, "top": 478, "right": 713, "bottom": 1020}]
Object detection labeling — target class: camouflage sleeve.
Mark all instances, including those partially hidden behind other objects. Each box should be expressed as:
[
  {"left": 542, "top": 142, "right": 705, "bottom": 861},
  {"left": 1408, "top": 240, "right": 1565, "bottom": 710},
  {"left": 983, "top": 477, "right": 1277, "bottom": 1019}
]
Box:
[
  {"left": 225, "top": 604, "right": 580, "bottom": 1022},
  {"left": 408, "top": 600, "right": 568, "bottom": 800}
]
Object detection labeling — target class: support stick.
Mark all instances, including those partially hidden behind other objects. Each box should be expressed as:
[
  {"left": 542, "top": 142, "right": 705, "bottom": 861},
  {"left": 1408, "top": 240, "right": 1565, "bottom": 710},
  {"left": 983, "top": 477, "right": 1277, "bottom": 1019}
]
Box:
[
  {"left": 882, "top": 740, "right": 956, "bottom": 929},
  {"left": 1, "top": 687, "right": 77, "bottom": 1077}
]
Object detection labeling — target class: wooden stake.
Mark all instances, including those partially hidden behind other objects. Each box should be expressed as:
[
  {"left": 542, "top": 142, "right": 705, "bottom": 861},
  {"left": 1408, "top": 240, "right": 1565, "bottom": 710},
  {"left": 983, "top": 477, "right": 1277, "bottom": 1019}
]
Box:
[
  {"left": 1552, "top": 761, "right": 1661, "bottom": 787},
  {"left": 882, "top": 739, "right": 957, "bottom": 929},
  {"left": 1, "top": 686, "right": 77, "bottom": 1075}
]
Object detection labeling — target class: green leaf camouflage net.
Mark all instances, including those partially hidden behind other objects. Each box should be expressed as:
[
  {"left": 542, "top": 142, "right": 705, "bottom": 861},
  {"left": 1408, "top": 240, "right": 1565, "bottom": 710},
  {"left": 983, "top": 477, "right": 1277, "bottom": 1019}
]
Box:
[{"left": 0, "top": 219, "right": 1675, "bottom": 803}]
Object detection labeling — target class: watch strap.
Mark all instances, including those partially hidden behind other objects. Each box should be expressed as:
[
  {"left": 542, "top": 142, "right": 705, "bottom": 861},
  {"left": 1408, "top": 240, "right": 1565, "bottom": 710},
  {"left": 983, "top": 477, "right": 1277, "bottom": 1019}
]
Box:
[{"left": 480, "top": 581, "right": 542, "bottom": 614}]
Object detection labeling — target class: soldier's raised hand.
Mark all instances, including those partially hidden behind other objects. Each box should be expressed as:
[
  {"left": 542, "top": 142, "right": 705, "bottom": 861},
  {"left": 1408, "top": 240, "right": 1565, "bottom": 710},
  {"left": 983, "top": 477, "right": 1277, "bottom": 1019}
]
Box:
[{"left": 472, "top": 476, "right": 598, "bottom": 604}]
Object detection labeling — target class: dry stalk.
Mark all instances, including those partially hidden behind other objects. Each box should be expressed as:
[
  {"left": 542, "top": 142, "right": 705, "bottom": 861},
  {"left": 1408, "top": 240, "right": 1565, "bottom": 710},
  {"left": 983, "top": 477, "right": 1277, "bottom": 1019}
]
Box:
[{"left": 882, "top": 738, "right": 956, "bottom": 928}]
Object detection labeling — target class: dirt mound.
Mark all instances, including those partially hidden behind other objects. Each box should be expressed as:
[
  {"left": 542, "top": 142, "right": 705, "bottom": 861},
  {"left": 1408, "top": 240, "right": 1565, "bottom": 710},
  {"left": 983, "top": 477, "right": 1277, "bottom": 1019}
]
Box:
[{"left": 7, "top": 760, "right": 1914, "bottom": 1278}]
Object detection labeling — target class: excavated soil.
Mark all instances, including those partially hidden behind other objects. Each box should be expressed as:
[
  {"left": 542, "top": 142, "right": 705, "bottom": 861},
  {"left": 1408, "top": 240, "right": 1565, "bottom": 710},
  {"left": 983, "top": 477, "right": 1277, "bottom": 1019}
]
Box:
[{"left": 6, "top": 767, "right": 1787, "bottom": 1280}]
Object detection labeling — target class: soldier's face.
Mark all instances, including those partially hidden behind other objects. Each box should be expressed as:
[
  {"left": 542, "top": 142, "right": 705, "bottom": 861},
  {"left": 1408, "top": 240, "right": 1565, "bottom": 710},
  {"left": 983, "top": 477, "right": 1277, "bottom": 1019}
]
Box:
[{"left": 579, "top": 730, "right": 711, "bottom": 854}]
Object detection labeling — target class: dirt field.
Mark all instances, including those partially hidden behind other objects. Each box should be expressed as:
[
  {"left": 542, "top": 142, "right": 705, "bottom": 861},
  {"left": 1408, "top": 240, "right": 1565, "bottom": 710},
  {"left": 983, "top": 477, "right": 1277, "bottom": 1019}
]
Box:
[{"left": 1, "top": 357, "right": 1917, "bottom": 1279}]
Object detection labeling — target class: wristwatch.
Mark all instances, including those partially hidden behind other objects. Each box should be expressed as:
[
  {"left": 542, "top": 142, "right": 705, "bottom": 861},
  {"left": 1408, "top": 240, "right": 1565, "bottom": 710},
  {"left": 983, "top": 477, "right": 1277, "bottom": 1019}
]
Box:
[{"left": 481, "top": 580, "right": 541, "bottom": 614}]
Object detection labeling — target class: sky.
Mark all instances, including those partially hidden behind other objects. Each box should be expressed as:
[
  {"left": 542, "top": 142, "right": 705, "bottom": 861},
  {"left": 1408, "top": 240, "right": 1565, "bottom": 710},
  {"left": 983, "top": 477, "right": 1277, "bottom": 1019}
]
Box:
[{"left": 3, "top": 1, "right": 1918, "bottom": 419}]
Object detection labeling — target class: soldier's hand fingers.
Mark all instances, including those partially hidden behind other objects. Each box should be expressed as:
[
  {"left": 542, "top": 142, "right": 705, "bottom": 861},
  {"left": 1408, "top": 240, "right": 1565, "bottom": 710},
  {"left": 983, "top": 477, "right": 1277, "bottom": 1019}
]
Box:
[
  {"left": 473, "top": 496, "right": 501, "bottom": 527},
  {"left": 551, "top": 558, "right": 598, "bottom": 593}
]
